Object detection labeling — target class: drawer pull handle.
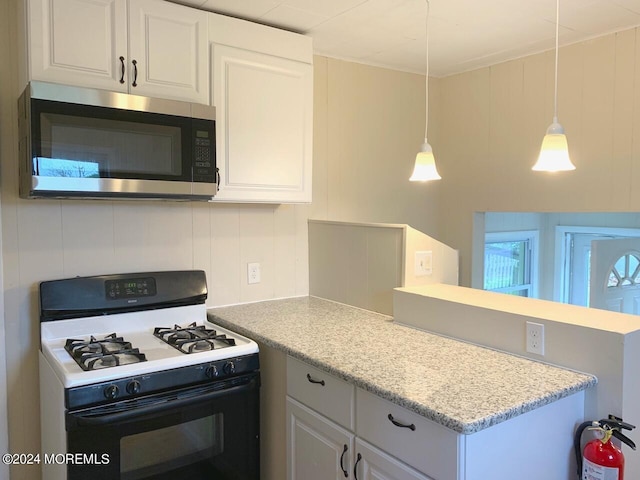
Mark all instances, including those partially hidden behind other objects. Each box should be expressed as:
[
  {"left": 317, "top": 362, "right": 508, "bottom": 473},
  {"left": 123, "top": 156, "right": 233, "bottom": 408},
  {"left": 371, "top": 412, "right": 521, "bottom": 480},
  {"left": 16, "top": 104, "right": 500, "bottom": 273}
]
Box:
[
  {"left": 132, "top": 59, "right": 138, "bottom": 87},
  {"left": 353, "top": 453, "right": 362, "bottom": 480},
  {"left": 119, "top": 56, "right": 125, "bottom": 84},
  {"left": 306, "top": 373, "right": 325, "bottom": 386},
  {"left": 339, "top": 444, "right": 348, "bottom": 477},
  {"left": 387, "top": 413, "right": 416, "bottom": 431}
]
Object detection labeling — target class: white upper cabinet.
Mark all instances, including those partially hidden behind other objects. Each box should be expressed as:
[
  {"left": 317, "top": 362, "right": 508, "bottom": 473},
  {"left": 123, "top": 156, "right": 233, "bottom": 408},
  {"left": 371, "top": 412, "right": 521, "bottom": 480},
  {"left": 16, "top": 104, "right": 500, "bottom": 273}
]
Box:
[
  {"left": 28, "top": 0, "right": 209, "bottom": 104},
  {"left": 209, "top": 14, "right": 313, "bottom": 203}
]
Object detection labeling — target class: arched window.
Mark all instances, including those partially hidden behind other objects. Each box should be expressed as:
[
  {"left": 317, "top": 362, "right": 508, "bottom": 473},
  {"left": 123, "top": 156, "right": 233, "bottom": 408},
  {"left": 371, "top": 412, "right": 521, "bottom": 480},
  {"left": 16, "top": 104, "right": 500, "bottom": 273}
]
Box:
[{"left": 607, "top": 252, "right": 640, "bottom": 288}]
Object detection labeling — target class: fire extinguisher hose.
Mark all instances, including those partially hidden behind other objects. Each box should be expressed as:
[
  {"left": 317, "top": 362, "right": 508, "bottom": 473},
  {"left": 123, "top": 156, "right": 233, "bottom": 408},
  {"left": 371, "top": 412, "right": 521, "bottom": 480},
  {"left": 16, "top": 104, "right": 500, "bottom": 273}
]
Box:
[{"left": 574, "top": 421, "right": 594, "bottom": 479}]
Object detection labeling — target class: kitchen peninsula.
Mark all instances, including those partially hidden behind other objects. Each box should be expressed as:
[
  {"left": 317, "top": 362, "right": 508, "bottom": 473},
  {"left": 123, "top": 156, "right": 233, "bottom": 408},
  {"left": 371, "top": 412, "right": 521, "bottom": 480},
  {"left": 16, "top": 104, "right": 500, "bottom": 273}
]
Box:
[{"left": 209, "top": 295, "right": 596, "bottom": 480}]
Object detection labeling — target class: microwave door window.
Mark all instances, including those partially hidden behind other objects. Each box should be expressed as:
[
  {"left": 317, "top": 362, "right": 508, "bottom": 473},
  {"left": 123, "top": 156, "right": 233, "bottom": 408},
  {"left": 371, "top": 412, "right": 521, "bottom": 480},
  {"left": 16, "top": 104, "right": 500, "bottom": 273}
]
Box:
[{"left": 35, "top": 113, "right": 182, "bottom": 179}]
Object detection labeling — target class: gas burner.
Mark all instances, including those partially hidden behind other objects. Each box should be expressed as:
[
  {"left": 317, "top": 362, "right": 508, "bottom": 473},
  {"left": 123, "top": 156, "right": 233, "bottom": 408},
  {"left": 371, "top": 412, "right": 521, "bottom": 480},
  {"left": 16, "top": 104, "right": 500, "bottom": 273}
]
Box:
[
  {"left": 65, "top": 333, "right": 147, "bottom": 371},
  {"left": 154, "top": 322, "right": 237, "bottom": 354}
]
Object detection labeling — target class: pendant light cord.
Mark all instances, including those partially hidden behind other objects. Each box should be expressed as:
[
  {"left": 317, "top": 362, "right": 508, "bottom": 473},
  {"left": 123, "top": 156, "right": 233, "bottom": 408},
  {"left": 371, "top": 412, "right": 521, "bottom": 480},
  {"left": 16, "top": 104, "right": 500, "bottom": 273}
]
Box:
[
  {"left": 424, "top": 0, "right": 430, "bottom": 139},
  {"left": 553, "top": 0, "right": 559, "bottom": 123}
]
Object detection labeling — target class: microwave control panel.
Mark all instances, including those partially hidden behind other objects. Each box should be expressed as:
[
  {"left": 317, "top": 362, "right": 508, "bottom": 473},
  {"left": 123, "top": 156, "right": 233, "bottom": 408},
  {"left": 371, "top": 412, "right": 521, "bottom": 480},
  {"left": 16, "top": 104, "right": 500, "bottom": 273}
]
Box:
[{"left": 192, "top": 120, "right": 216, "bottom": 183}]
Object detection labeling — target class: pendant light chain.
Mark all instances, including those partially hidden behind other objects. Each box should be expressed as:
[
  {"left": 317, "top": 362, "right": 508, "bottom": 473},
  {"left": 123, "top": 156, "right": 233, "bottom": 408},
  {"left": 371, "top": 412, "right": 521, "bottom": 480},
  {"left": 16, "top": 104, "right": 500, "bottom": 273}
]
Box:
[
  {"left": 553, "top": 0, "right": 559, "bottom": 123},
  {"left": 409, "top": 0, "right": 441, "bottom": 181},
  {"left": 531, "top": 0, "right": 575, "bottom": 172},
  {"left": 424, "top": 0, "right": 430, "bottom": 139}
]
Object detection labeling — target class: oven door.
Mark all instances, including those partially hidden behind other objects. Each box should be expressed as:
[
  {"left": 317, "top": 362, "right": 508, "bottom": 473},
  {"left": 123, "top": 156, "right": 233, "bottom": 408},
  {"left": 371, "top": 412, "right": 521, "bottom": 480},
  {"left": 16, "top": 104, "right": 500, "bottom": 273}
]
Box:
[{"left": 65, "top": 373, "right": 259, "bottom": 480}]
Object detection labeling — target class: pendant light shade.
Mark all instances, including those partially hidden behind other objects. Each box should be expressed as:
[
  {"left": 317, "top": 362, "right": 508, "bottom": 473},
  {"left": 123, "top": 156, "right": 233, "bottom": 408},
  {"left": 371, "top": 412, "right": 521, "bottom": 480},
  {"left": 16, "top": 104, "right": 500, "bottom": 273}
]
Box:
[
  {"left": 532, "top": 0, "right": 575, "bottom": 172},
  {"left": 410, "top": 139, "right": 441, "bottom": 181},
  {"left": 410, "top": 0, "right": 441, "bottom": 182},
  {"left": 533, "top": 120, "right": 575, "bottom": 172}
]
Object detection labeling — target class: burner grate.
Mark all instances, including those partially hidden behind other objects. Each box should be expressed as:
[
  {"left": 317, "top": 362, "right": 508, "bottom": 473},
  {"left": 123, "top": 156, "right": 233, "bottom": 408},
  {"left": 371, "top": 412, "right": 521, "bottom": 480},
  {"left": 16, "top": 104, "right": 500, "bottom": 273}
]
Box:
[
  {"left": 64, "top": 333, "right": 147, "bottom": 371},
  {"left": 154, "top": 322, "right": 236, "bottom": 354}
]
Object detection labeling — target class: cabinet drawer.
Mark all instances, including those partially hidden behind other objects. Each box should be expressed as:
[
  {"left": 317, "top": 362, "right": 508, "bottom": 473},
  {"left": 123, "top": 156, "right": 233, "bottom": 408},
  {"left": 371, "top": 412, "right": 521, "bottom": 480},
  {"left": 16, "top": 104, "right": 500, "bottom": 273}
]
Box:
[
  {"left": 287, "top": 356, "right": 355, "bottom": 430},
  {"left": 356, "top": 388, "right": 460, "bottom": 480}
]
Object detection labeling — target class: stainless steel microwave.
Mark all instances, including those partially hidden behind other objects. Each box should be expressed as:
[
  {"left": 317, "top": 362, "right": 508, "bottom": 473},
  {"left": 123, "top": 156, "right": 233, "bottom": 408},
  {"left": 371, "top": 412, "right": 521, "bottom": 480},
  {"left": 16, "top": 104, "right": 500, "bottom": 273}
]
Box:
[{"left": 18, "top": 82, "right": 216, "bottom": 201}]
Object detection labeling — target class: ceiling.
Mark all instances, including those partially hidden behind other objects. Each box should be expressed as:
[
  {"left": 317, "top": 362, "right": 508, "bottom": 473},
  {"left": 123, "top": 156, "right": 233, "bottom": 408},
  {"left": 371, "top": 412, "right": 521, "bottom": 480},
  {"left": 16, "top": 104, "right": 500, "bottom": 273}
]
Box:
[{"left": 172, "top": 0, "right": 640, "bottom": 77}]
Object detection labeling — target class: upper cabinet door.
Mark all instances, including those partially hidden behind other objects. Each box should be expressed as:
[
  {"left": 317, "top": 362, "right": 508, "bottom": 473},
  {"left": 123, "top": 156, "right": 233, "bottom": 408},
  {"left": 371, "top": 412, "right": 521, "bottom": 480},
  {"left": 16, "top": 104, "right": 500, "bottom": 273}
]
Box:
[
  {"left": 29, "top": 0, "right": 128, "bottom": 91},
  {"left": 28, "top": 0, "right": 209, "bottom": 103},
  {"left": 212, "top": 44, "right": 313, "bottom": 203},
  {"left": 127, "top": 0, "right": 208, "bottom": 104}
]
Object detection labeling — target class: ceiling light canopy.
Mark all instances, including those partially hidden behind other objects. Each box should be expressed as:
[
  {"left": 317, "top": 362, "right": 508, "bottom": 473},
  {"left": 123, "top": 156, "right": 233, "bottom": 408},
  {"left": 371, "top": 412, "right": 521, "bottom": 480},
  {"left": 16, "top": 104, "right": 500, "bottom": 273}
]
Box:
[
  {"left": 532, "top": 0, "right": 575, "bottom": 173},
  {"left": 410, "top": 0, "right": 441, "bottom": 182}
]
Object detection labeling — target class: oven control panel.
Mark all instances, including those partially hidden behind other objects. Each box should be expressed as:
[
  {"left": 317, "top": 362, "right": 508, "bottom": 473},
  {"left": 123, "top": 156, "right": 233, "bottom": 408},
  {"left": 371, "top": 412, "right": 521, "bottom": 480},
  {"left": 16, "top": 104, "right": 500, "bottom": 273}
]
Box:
[
  {"left": 65, "top": 353, "right": 260, "bottom": 409},
  {"left": 105, "top": 277, "right": 157, "bottom": 300}
]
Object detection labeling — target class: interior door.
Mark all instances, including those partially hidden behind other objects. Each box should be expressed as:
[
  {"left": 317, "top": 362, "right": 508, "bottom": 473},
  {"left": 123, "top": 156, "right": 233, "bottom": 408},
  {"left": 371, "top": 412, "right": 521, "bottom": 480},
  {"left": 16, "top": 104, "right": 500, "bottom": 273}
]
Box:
[{"left": 589, "top": 238, "right": 640, "bottom": 314}]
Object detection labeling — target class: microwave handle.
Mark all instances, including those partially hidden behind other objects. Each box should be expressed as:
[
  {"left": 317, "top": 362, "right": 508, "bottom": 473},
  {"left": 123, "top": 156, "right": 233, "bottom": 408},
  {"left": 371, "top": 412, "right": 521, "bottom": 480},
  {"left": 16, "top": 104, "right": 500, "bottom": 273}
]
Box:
[{"left": 69, "top": 375, "right": 258, "bottom": 427}]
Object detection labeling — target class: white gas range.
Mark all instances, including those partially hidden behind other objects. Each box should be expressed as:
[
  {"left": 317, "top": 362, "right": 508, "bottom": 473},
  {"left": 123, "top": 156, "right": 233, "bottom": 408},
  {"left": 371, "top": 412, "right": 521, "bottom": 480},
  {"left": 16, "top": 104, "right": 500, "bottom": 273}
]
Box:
[{"left": 38, "top": 270, "right": 260, "bottom": 480}]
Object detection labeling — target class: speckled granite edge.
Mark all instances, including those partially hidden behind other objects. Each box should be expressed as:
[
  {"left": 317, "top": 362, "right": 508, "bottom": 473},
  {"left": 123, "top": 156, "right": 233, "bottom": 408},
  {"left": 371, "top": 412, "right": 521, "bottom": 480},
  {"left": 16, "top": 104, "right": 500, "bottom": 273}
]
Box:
[{"left": 209, "top": 296, "right": 597, "bottom": 435}]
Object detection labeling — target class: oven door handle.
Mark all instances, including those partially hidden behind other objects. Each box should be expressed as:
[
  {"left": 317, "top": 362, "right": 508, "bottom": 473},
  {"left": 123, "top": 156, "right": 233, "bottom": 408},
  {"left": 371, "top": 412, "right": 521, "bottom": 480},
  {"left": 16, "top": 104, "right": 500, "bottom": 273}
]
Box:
[{"left": 69, "top": 376, "right": 258, "bottom": 427}]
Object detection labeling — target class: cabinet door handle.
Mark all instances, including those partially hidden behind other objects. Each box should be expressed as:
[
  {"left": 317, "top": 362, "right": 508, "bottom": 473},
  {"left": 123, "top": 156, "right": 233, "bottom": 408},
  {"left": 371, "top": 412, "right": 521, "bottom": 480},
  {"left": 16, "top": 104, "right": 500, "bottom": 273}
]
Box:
[
  {"left": 339, "top": 444, "right": 348, "bottom": 477},
  {"left": 119, "top": 56, "right": 125, "bottom": 84},
  {"left": 132, "top": 59, "right": 138, "bottom": 87},
  {"left": 353, "top": 453, "right": 362, "bottom": 480},
  {"left": 306, "top": 373, "right": 325, "bottom": 386},
  {"left": 387, "top": 413, "right": 416, "bottom": 431}
]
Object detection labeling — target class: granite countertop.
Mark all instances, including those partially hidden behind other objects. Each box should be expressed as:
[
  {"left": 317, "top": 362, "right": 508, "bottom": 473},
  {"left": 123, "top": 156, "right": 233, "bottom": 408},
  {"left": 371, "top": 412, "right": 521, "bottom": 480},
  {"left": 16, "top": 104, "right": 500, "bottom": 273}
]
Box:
[{"left": 208, "top": 296, "right": 597, "bottom": 434}]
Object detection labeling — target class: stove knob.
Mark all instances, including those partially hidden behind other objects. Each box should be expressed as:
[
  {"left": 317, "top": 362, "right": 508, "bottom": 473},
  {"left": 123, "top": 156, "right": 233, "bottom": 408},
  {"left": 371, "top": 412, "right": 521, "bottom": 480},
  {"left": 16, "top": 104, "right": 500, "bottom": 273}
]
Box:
[
  {"left": 126, "top": 380, "right": 141, "bottom": 395},
  {"left": 104, "top": 385, "right": 119, "bottom": 400},
  {"left": 205, "top": 365, "right": 219, "bottom": 379},
  {"left": 223, "top": 361, "right": 236, "bottom": 375}
]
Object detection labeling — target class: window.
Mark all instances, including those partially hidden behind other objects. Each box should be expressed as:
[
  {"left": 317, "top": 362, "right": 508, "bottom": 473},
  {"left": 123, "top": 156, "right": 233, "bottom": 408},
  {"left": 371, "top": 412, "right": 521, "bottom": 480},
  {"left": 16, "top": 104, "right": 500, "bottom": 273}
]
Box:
[{"left": 484, "top": 231, "right": 538, "bottom": 298}]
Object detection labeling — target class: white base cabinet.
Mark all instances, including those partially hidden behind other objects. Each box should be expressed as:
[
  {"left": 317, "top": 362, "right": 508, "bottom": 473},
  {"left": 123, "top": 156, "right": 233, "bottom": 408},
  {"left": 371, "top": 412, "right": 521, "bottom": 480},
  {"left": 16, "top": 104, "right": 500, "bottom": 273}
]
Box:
[
  {"left": 355, "top": 438, "right": 432, "bottom": 480},
  {"left": 286, "top": 357, "right": 433, "bottom": 480},
  {"left": 287, "top": 356, "right": 585, "bottom": 480},
  {"left": 287, "top": 398, "right": 354, "bottom": 480},
  {"left": 27, "top": 0, "right": 209, "bottom": 103}
]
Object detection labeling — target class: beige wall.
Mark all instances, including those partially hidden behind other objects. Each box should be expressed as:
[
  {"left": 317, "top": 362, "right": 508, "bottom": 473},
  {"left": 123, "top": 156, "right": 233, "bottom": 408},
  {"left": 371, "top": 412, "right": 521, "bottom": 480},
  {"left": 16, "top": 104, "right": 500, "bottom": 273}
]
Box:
[
  {"left": 312, "top": 56, "right": 441, "bottom": 238},
  {"left": 436, "top": 28, "right": 640, "bottom": 287}
]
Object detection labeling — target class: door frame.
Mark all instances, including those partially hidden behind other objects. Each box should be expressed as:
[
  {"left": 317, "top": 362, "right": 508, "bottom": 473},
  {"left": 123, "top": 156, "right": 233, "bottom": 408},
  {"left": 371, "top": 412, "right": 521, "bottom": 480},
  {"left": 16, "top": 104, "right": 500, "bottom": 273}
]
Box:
[{"left": 554, "top": 226, "right": 640, "bottom": 305}]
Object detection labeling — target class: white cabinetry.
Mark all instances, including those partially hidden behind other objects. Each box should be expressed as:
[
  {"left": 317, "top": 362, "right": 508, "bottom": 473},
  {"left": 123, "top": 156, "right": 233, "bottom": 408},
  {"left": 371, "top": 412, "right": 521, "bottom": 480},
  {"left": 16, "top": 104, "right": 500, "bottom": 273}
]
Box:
[
  {"left": 287, "top": 356, "right": 585, "bottom": 480},
  {"left": 27, "top": 0, "right": 208, "bottom": 103},
  {"left": 286, "top": 357, "right": 430, "bottom": 480},
  {"left": 355, "top": 439, "right": 432, "bottom": 480},
  {"left": 287, "top": 398, "right": 354, "bottom": 480},
  {"left": 209, "top": 14, "right": 313, "bottom": 203}
]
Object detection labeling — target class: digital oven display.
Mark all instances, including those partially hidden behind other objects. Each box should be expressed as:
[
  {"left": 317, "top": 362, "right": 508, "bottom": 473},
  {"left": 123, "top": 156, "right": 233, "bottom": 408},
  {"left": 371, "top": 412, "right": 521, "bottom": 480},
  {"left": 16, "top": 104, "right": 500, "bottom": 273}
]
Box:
[{"left": 105, "top": 277, "right": 157, "bottom": 300}]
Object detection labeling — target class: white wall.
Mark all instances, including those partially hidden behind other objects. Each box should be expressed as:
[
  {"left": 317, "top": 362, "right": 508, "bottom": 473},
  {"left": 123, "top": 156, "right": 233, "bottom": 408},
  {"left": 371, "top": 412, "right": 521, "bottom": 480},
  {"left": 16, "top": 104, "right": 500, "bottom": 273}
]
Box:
[
  {"left": 309, "top": 220, "right": 458, "bottom": 315},
  {"left": 0, "top": 0, "right": 12, "bottom": 474}
]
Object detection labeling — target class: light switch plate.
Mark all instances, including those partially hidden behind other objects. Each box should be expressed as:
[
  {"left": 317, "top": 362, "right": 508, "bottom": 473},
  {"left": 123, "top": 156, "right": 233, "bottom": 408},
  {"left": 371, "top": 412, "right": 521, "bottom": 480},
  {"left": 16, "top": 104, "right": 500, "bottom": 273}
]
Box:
[{"left": 415, "top": 251, "right": 433, "bottom": 277}]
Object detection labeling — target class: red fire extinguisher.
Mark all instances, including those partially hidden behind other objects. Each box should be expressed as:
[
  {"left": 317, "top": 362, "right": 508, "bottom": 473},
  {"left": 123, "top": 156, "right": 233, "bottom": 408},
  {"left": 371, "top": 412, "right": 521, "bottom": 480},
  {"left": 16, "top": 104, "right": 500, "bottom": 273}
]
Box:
[{"left": 574, "top": 415, "right": 636, "bottom": 480}]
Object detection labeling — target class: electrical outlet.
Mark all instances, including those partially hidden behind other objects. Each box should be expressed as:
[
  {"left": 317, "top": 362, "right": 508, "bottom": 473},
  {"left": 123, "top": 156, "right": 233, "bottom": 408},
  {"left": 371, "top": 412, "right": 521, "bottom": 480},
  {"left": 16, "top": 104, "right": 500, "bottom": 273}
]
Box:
[
  {"left": 526, "top": 321, "right": 545, "bottom": 355},
  {"left": 247, "top": 262, "right": 261, "bottom": 284},
  {"left": 415, "top": 251, "right": 433, "bottom": 277}
]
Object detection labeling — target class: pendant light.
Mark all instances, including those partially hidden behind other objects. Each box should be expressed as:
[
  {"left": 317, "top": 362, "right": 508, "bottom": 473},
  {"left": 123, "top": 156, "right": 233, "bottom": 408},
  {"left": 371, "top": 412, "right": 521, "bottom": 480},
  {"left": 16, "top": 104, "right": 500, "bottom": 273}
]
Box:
[
  {"left": 532, "top": 0, "right": 575, "bottom": 172},
  {"left": 410, "top": 0, "right": 441, "bottom": 181}
]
